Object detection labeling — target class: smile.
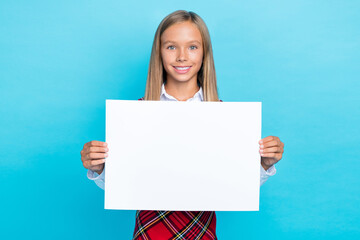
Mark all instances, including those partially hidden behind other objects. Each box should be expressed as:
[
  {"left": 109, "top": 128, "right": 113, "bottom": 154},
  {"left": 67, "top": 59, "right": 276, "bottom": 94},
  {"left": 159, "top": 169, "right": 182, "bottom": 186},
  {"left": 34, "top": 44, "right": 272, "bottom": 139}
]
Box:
[{"left": 173, "top": 66, "right": 192, "bottom": 74}]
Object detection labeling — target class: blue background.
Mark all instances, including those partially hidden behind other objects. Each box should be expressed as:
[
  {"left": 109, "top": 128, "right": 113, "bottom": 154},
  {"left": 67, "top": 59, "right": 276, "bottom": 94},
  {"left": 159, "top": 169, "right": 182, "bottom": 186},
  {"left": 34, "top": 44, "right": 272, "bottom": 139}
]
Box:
[{"left": 1, "top": 1, "right": 359, "bottom": 239}]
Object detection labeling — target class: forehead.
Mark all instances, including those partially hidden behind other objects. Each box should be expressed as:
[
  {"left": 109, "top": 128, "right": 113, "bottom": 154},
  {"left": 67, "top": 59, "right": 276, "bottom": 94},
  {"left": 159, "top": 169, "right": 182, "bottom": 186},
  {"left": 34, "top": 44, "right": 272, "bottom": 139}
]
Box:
[{"left": 161, "top": 21, "right": 202, "bottom": 44}]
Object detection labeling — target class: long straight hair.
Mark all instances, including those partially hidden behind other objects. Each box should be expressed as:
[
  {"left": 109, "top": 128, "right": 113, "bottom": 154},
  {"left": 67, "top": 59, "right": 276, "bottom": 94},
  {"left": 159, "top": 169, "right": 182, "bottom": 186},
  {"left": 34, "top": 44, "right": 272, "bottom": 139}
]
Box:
[{"left": 144, "top": 10, "right": 219, "bottom": 101}]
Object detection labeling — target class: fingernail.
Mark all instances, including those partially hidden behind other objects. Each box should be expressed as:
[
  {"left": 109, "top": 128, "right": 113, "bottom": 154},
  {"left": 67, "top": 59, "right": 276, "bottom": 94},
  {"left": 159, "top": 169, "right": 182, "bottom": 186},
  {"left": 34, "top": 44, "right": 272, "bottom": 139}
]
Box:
[
  {"left": 260, "top": 149, "right": 263, "bottom": 153},
  {"left": 105, "top": 153, "right": 108, "bottom": 157},
  {"left": 259, "top": 140, "right": 263, "bottom": 144},
  {"left": 260, "top": 145, "right": 264, "bottom": 148},
  {"left": 104, "top": 142, "right": 107, "bottom": 146}
]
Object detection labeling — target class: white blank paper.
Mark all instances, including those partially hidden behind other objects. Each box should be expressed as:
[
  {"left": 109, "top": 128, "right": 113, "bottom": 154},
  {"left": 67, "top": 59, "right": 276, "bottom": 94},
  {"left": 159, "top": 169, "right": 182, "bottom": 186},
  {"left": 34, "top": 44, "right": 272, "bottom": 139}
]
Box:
[{"left": 105, "top": 100, "right": 261, "bottom": 211}]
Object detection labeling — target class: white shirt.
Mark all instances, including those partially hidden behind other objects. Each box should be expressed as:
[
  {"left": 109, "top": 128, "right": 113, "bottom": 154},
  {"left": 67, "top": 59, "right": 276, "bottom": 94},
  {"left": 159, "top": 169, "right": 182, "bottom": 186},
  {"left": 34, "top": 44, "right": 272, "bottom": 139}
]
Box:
[{"left": 87, "top": 84, "right": 277, "bottom": 190}]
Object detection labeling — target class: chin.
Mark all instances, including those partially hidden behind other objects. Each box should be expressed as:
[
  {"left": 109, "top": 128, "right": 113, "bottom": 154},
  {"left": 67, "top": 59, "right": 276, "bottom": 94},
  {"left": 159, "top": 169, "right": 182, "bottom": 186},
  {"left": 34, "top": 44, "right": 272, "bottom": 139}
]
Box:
[
  {"left": 170, "top": 77, "right": 196, "bottom": 84},
  {"left": 168, "top": 72, "right": 198, "bottom": 84}
]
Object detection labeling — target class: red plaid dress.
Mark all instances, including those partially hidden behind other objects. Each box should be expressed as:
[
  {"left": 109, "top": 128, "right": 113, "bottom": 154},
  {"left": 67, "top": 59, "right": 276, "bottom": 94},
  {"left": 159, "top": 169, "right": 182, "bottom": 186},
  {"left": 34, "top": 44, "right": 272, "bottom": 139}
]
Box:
[
  {"left": 133, "top": 97, "right": 218, "bottom": 240},
  {"left": 132, "top": 210, "right": 217, "bottom": 240}
]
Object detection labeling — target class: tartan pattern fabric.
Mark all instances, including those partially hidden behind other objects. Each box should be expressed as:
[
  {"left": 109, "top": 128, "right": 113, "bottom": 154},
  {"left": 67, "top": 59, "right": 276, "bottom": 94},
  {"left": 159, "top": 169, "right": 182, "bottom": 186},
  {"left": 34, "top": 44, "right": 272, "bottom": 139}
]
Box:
[
  {"left": 132, "top": 210, "right": 217, "bottom": 240},
  {"left": 134, "top": 96, "right": 219, "bottom": 239}
]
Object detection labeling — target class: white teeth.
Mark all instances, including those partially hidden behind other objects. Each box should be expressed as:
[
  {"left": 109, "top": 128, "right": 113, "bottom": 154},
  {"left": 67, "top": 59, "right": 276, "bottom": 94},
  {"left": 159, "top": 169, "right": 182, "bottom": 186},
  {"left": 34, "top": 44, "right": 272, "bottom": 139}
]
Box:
[{"left": 175, "top": 66, "right": 190, "bottom": 70}]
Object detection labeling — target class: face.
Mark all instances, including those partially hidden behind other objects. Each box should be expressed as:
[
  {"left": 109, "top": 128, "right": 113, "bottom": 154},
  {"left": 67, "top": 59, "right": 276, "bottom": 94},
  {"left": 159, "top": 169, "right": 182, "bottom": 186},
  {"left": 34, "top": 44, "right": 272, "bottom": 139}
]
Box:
[{"left": 160, "top": 21, "right": 204, "bottom": 85}]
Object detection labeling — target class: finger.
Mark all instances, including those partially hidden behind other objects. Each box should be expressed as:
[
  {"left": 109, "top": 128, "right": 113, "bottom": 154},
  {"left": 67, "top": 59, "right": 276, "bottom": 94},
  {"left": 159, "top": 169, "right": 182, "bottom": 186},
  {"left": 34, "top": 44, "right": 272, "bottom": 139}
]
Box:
[
  {"left": 82, "top": 160, "right": 91, "bottom": 169},
  {"left": 259, "top": 136, "right": 276, "bottom": 143},
  {"left": 85, "top": 147, "right": 109, "bottom": 154},
  {"left": 89, "top": 159, "right": 106, "bottom": 167},
  {"left": 86, "top": 152, "right": 108, "bottom": 160},
  {"left": 260, "top": 140, "right": 279, "bottom": 149},
  {"left": 260, "top": 146, "right": 283, "bottom": 154},
  {"left": 85, "top": 141, "right": 107, "bottom": 148},
  {"left": 82, "top": 159, "right": 104, "bottom": 169}
]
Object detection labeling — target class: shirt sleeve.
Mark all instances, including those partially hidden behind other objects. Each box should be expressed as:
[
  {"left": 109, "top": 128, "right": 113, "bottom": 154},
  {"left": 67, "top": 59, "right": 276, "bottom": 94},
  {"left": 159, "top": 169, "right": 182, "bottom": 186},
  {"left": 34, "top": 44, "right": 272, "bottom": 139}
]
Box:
[
  {"left": 87, "top": 168, "right": 105, "bottom": 190},
  {"left": 260, "top": 164, "right": 276, "bottom": 186},
  {"left": 87, "top": 165, "right": 275, "bottom": 189}
]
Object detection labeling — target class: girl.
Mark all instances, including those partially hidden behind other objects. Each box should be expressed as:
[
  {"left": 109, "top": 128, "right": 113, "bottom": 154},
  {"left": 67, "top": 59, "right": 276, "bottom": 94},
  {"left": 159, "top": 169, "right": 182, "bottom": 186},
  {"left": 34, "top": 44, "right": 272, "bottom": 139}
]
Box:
[{"left": 80, "top": 10, "right": 284, "bottom": 240}]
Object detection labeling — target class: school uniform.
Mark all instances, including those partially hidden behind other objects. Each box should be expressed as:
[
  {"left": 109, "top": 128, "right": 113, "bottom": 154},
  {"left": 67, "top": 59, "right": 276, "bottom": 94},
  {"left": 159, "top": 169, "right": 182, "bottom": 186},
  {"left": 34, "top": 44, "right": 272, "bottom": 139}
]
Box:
[{"left": 88, "top": 84, "right": 277, "bottom": 239}]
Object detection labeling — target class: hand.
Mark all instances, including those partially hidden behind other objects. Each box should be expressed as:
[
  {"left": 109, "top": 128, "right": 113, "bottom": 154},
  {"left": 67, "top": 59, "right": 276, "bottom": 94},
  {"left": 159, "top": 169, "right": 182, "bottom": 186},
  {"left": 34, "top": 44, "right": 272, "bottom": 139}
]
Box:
[
  {"left": 259, "top": 136, "right": 284, "bottom": 170},
  {"left": 80, "top": 140, "right": 108, "bottom": 175}
]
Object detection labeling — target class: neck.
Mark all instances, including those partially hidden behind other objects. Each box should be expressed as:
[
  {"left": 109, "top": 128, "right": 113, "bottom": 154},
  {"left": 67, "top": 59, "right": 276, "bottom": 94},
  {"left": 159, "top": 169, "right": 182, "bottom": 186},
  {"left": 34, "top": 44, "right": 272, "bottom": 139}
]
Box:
[{"left": 164, "top": 79, "right": 200, "bottom": 101}]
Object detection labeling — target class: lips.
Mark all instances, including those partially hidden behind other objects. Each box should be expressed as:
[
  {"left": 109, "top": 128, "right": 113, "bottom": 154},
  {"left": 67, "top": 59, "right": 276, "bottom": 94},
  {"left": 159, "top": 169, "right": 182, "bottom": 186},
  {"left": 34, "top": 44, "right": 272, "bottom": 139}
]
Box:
[{"left": 173, "top": 66, "right": 192, "bottom": 74}]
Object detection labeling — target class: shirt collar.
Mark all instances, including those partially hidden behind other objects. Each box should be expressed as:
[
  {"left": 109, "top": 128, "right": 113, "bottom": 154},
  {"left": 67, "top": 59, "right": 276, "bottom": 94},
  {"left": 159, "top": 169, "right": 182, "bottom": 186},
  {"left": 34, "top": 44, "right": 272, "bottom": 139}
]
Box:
[{"left": 160, "top": 83, "right": 203, "bottom": 101}]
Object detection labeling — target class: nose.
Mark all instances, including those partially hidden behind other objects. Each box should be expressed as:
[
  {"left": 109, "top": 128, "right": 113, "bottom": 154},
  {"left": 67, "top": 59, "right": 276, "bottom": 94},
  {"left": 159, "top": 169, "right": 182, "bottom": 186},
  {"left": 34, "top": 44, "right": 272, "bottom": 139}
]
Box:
[{"left": 176, "top": 47, "right": 187, "bottom": 62}]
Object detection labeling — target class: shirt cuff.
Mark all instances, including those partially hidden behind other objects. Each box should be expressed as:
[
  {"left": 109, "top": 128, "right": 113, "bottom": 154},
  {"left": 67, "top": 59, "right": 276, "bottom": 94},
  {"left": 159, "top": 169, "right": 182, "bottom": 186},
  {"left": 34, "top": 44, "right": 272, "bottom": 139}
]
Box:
[
  {"left": 87, "top": 169, "right": 100, "bottom": 180},
  {"left": 87, "top": 168, "right": 105, "bottom": 190},
  {"left": 260, "top": 164, "right": 276, "bottom": 186},
  {"left": 261, "top": 164, "right": 277, "bottom": 177}
]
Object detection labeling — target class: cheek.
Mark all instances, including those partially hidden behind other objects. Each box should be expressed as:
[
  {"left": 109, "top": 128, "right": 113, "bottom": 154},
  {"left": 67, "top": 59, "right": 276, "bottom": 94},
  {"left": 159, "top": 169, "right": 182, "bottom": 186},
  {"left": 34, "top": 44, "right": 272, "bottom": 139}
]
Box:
[
  {"left": 189, "top": 50, "right": 203, "bottom": 64},
  {"left": 190, "top": 52, "right": 203, "bottom": 71},
  {"left": 161, "top": 51, "right": 175, "bottom": 67},
  {"left": 160, "top": 51, "right": 167, "bottom": 65},
  {"left": 160, "top": 53, "right": 173, "bottom": 76}
]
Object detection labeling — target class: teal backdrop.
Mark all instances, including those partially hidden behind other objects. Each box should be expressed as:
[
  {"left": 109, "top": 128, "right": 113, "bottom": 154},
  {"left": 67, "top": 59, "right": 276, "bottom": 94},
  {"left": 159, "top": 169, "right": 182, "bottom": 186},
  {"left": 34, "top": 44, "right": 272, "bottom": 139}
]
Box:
[{"left": 1, "top": 1, "right": 359, "bottom": 239}]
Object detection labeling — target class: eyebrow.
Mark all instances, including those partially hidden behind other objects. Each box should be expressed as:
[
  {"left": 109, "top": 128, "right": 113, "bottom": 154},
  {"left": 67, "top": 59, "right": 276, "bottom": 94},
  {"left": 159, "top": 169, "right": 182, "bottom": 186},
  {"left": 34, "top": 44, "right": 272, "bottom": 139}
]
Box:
[{"left": 162, "top": 40, "right": 201, "bottom": 45}]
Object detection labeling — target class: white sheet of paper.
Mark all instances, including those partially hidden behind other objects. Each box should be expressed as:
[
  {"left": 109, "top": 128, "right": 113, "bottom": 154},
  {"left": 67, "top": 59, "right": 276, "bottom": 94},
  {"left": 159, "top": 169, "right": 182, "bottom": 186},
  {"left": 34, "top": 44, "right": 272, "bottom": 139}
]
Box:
[{"left": 105, "top": 100, "right": 261, "bottom": 211}]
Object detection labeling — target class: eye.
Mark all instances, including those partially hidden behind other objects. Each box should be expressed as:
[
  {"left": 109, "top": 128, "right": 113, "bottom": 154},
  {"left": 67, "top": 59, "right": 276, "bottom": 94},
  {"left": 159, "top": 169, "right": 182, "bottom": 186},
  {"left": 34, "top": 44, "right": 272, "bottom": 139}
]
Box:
[
  {"left": 167, "top": 45, "right": 176, "bottom": 50},
  {"left": 189, "top": 45, "right": 198, "bottom": 50}
]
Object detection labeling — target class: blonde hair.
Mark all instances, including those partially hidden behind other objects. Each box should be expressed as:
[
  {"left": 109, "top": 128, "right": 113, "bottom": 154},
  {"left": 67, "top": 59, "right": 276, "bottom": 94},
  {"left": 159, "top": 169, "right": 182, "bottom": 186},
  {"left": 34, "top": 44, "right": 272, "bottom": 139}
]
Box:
[{"left": 144, "top": 10, "right": 219, "bottom": 101}]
